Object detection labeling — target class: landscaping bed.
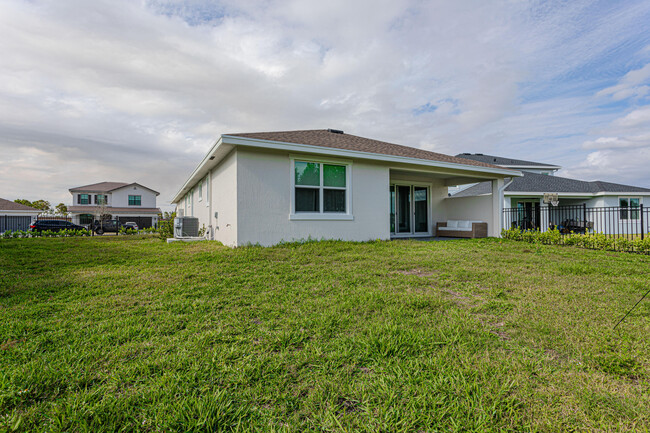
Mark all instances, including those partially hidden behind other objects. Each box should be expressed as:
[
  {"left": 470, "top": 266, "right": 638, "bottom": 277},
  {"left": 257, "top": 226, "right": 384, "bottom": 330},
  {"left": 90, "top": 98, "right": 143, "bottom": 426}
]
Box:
[{"left": 0, "top": 236, "right": 648, "bottom": 431}]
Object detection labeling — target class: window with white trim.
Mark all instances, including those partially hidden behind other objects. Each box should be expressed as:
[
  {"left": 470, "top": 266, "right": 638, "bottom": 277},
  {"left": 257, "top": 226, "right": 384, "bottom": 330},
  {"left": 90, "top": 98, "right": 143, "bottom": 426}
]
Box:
[
  {"left": 294, "top": 160, "right": 348, "bottom": 214},
  {"left": 619, "top": 197, "right": 640, "bottom": 220},
  {"left": 198, "top": 180, "right": 203, "bottom": 201}
]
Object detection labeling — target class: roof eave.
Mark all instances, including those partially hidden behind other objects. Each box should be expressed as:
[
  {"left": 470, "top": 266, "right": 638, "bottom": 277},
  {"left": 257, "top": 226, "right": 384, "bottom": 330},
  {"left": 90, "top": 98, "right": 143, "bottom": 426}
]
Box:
[
  {"left": 171, "top": 134, "right": 523, "bottom": 205},
  {"left": 171, "top": 136, "right": 229, "bottom": 204},
  {"left": 222, "top": 135, "right": 522, "bottom": 177}
]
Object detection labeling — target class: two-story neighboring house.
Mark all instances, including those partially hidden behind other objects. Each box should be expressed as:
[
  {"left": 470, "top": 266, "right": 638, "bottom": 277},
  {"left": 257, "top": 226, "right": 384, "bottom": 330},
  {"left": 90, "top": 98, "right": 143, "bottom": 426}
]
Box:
[{"left": 67, "top": 182, "right": 161, "bottom": 228}]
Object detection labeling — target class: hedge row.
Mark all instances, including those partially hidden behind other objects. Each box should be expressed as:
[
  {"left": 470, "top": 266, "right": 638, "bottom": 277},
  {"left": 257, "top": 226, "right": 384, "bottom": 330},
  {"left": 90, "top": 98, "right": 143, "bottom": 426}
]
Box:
[
  {"left": 501, "top": 228, "right": 650, "bottom": 253},
  {"left": 1, "top": 227, "right": 158, "bottom": 239},
  {"left": 1, "top": 229, "right": 92, "bottom": 238}
]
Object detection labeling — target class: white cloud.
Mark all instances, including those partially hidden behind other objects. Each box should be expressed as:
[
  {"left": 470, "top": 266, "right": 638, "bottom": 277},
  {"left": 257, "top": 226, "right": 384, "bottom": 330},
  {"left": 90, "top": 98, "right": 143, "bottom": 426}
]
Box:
[
  {"left": 597, "top": 64, "right": 650, "bottom": 100},
  {"left": 2, "top": 0, "right": 650, "bottom": 208},
  {"left": 612, "top": 106, "right": 650, "bottom": 128},
  {"left": 582, "top": 135, "right": 650, "bottom": 150}
]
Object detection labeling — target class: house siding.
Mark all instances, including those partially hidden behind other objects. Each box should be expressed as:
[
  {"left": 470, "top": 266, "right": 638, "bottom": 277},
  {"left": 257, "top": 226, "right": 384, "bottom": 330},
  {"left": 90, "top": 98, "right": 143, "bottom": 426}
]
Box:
[
  {"left": 209, "top": 149, "right": 238, "bottom": 247},
  {"left": 111, "top": 186, "right": 157, "bottom": 208},
  {"left": 235, "top": 147, "right": 389, "bottom": 246},
  {"left": 444, "top": 195, "right": 494, "bottom": 233}
]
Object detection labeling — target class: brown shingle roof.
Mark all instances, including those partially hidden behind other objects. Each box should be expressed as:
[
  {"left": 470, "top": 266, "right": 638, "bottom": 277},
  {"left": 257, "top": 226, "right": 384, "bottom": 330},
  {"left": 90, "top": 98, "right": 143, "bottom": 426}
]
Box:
[
  {"left": 69, "top": 182, "right": 130, "bottom": 193},
  {"left": 0, "top": 198, "right": 41, "bottom": 212},
  {"left": 69, "top": 182, "right": 160, "bottom": 195},
  {"left": 226, "top": 129, "right": 505, "bottom": 170}
]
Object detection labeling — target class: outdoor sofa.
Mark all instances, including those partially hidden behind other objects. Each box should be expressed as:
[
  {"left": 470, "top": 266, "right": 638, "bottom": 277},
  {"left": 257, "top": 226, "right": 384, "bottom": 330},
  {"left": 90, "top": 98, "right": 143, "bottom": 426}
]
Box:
[{"left": 435, "top": 220, "right": 488, "bottom": 238}]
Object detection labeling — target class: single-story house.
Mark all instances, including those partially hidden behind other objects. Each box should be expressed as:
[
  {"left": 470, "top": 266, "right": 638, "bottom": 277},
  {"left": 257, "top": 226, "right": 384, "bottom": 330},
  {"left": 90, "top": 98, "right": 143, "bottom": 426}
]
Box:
[
  {"left": 171, "top": 129, "right": 521, "bottom": 247},
  {"left": 67, "top": 182, "right": 161, "bottom": 228},
  {"left": 0, "top": 198, "right": 41, "bottom": 233},
  {"left": 450, "top": 153, "right": 650, "bottom": 234}
]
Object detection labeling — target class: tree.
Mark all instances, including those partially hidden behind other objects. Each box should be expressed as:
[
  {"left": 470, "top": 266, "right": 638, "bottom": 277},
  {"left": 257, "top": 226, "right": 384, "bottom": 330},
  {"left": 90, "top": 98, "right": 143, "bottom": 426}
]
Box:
[
  {"left": 30, "top": 200, "right": 51, "bottom": 212},
  {"left": 14, "top": 199, "right": 32, "bottom": 207},
  {"left": 54, "top": 203, "right": 68, "bottom": 215},
  {"left": 14, "top": 199, "right": 51, "bottom": 212}
]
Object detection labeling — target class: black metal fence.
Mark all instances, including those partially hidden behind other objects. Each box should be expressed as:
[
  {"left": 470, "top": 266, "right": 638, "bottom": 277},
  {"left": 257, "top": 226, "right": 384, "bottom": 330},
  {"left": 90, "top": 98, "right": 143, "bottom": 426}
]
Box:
[{"left": 504, "top": 204, "right": 648, "bottom": 240}]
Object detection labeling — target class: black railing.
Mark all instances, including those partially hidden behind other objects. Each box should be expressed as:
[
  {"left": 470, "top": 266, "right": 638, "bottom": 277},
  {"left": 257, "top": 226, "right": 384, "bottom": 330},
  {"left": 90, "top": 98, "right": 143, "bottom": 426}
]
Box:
[{"left": 504, "top": 204, "right": 648, "bottom": 240}]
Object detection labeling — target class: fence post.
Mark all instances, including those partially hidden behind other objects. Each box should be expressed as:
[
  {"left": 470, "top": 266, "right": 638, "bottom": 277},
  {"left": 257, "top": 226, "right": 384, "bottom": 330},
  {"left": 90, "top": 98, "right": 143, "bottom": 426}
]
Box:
[
  {"left": 641, "top": 204, "right": 645, "bottom": 241},
  {"left": 582, "top": 203, "right": 587, "bottom": 233}
]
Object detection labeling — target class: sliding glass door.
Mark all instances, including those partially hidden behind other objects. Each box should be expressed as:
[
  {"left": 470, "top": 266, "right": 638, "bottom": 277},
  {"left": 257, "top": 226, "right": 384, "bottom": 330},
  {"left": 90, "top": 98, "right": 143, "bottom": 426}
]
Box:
[
  {"left": 397, "top": 185, "right": 412, "bottom": 233},
  {"left": 390, "top": 184, "right": 430, "bottom": 236}
]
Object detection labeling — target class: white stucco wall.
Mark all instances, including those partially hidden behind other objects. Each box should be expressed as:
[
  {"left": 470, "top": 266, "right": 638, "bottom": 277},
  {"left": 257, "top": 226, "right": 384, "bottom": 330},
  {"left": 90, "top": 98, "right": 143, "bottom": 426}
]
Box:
[
  {"left": 111, "top": 185, "right": 157, "bottom": 208},
  {"left": 209, "top": 149, "right": 238, "bottom": 246},
  {"left": 444, "top": 194, "right": 494, "bottom": 233},
  {"left": 235, "top": 147, "right": 389, "bottom": 246}
]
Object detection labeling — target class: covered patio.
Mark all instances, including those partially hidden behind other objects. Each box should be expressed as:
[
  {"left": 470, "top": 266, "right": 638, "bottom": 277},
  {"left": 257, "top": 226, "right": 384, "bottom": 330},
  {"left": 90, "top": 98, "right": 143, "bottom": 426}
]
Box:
[{"left": 388, "top": 165, "right": 511, "bottom": 238}]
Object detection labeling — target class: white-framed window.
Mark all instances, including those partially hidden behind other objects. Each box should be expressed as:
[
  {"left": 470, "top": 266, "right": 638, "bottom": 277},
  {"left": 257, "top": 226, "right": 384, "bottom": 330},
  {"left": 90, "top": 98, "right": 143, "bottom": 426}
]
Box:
[
  {"left": 290, "top": 157, "right": 352, "bottom": 220},
  {"left": 198, "top": 180, "right": 203, "bottom": 201},
  {"left": 619, "top": 197, "right": 640, "bottom": 220}
]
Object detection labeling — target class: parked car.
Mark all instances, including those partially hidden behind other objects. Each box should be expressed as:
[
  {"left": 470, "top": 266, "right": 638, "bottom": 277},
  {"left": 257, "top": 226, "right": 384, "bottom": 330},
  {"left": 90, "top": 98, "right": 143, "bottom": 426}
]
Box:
[
  {"left": 30, "top": 220, "right": 86, "bottom": 232},
  {"left": 122, "top": 222, "right": 139, "bottom": 231},
  {"left": 91, "top": 219, "right": 122, "bottom": 235}
]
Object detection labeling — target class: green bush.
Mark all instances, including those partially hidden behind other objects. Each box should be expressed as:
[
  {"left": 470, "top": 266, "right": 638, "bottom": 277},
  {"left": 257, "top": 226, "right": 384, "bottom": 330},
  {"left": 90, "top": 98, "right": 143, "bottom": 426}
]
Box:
[
  {"left": 501, "top": 228, "right": 649, "bottom": 253},
  {"left": 1, "top": 229, "right": 91, "bottom": 239},
  {"left": 157, "top": 212, "right": 176, "bottom": 241}
]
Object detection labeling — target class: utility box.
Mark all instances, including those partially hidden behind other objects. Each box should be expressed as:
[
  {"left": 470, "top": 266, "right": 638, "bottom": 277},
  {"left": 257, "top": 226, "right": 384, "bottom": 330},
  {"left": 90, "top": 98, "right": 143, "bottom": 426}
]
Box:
[{"left": 174, "top": 217, "right": 199, "bottom": 238}]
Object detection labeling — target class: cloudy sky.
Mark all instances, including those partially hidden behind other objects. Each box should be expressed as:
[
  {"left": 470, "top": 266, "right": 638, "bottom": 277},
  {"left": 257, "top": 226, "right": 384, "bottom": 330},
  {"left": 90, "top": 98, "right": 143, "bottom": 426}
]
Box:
[{"left": 2, "top": 0, "right": 650, "bottom": 210}]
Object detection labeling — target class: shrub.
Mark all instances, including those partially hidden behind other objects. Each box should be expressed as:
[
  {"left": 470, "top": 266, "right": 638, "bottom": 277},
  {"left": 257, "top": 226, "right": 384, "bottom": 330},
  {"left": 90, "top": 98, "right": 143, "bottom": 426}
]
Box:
[
  {"left": 157, "top": 213, "right": 176, "bottom": 241},
  {"left": 0, "top": 229, "right": 91, "bottom": 239},
  {"left": 501, "top": 228, "right": 649, "bottom": 254}
]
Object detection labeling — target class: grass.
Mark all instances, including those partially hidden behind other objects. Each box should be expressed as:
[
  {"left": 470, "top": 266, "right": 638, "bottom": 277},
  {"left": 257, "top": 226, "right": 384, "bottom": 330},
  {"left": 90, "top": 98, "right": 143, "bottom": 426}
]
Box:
[{"left": 0, "top": 236, "right": 648, "bottom": 432}]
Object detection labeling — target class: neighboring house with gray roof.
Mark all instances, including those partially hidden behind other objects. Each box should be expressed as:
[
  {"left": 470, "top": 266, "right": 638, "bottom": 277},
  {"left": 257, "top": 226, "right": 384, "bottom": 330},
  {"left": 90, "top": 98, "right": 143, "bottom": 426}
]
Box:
[
  {"left": 0, "top": 198, "right": 41, "bottom": 233},
  {"left": 454, "top": 153, "right": 561, "bottom": 174},
  {"left": 68, "top": 182, "right": 161, "bottom": 228},
  {"left": 172, "top": 129, "right": 521, "bottom": 246},
  {"left": 449, "top": 154, "right": 650, "bottom": 234}
]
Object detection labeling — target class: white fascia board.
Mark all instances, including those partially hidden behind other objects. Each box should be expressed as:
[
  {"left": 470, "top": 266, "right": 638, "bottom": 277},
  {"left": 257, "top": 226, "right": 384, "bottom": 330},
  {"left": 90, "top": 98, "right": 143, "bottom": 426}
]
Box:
[
  {"left": 221, "top": 135, "right": 521, "bottom": 177},
  {"left": 171, "top": 137, "right": 227, "bottom": 204},
  {"left": 593, "top": 191, "right": 650, "bottom": 196},
  {"left": 0, "top": 210, "right": 41, "bottom": 215},
  {"left": 505, "top": 191, "right": 594, "bottom": 197},
  {"left": 505, "top": 191, "right": 650, "bottom": 197},
  {"left": 503, "top": 165, "right": 561, "bottom": 170},
  {"left": 111, "top": 183, "right": 160, "bottom": 196}
]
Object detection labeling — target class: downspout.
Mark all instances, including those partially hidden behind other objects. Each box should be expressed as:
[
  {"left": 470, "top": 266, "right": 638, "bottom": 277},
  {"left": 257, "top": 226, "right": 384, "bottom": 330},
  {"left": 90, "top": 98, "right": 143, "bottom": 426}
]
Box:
[
  {"left": 207, "top": 170, "right": 213, "bottom": 240},
  {"left": 497, "top": 178, "right": 514, "bottom": 236}
]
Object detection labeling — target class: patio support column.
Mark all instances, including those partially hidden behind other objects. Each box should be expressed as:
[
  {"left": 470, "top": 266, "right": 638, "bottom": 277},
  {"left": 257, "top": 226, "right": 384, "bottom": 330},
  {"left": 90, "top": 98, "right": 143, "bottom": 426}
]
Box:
[
  {"left": 540, "top": 203, "right": 549, "bottom": 232},
  {"left": 491, "top": 178, "right": 504, "bottom": 237}
]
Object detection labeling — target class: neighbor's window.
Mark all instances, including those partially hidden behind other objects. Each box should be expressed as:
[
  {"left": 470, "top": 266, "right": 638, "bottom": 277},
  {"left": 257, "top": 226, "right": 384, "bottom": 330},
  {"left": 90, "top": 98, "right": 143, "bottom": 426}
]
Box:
[
  {"left": 198, "top": 180, "right": 203, "bottom": 201},
  {"left": 294, "top": 161, "right": 347, "bottom": 213},
  {"left": 80, "top": 214, "right": 94, "bottom": 225},
  {"left": 79, "top": 194, "right": 90, "bottom": 205},
  {"left": 128, "top": 195, "right": 142, "bottom": 206},
  {"left": 95, "top": 194, "right": 107, "bottom": 205},
  {"left": 619, "top": 197, "right": 640, "bottom": 220}
]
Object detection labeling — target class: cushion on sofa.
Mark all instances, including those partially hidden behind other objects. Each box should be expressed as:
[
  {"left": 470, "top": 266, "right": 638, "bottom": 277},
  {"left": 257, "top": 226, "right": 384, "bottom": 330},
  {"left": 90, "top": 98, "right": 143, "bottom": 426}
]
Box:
[
  {"left": 446, "top": 220, "right": 459, "bottom": 228},
  {"left": 438, "top": 226, "right": 472, "bottom": 232},
  {"left": 457, "top": 220, "right": 471, "bottom": 229}
]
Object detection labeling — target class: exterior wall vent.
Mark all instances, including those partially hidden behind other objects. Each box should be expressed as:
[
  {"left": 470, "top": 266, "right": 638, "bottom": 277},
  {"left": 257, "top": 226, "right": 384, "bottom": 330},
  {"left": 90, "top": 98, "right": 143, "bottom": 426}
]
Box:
[{"left": 327, "top": 129, "right": 344, "bottom": 134}]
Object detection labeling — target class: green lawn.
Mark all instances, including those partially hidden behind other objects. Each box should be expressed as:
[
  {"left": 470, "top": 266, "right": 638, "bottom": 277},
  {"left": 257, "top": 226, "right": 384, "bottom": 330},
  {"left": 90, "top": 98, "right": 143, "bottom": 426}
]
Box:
[{"left": 0, "top": 236, "right": 648, "bottom": 432}]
